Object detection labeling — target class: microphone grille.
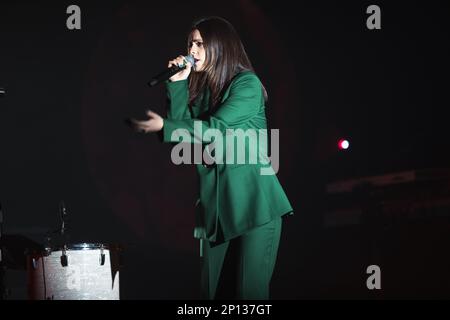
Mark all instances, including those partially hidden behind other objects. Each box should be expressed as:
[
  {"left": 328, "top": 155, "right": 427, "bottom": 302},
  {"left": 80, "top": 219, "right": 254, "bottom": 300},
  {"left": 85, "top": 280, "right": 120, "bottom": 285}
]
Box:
[{"left": 185, "top": 55, "right": 195, "bottom": 65}]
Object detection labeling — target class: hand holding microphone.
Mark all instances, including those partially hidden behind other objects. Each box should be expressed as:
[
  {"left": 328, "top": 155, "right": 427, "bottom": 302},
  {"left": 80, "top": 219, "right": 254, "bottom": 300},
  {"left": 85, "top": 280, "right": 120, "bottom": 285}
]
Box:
[
  {"left": 167, "top": 55, "right": 193, "bottom": 82},
  {"left": 148, "top": 55, "right": 194, "bottom": 87}
]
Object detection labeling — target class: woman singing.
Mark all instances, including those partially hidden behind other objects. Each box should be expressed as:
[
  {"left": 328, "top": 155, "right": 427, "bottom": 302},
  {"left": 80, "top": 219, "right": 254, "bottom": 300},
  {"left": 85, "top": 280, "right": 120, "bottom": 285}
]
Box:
[{"left": 131, "top": 16, "right": 293, "bottom": 299}]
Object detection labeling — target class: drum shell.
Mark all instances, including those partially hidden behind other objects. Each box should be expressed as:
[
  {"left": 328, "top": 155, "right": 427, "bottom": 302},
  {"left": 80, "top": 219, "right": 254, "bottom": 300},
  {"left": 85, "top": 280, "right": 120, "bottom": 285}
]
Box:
[{"left": 27, "top": 243, "right": 120, "bottom": 300}]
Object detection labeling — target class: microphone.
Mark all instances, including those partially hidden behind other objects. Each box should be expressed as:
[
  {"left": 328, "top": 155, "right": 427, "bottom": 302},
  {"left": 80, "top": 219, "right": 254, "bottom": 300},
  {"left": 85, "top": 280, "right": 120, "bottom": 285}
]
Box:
[{"left": 148, "top": 55, "right": 195, "bottom": 87}]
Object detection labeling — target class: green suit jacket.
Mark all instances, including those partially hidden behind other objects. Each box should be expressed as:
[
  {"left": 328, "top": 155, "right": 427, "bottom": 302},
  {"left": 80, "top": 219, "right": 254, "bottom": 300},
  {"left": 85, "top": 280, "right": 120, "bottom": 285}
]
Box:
[{"left": 162, "top": 71, "right": 293, "bottom": 242}]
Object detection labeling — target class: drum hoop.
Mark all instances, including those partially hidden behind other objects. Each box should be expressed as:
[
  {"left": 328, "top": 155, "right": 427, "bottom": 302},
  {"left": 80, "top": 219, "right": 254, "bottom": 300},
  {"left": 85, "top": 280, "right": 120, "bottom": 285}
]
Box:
[
  {"left": 27, "top": 243, "right": 123, "bottom": 256},
  {"left": 47, "top": 242, "right": 110, "bottom": 252}
]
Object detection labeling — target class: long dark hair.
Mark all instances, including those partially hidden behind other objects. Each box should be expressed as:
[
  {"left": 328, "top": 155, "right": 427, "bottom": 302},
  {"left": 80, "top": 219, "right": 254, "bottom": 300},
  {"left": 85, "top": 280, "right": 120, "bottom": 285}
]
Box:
[{"left": 187, "top": 16, "right": 267, "bottom": 108}]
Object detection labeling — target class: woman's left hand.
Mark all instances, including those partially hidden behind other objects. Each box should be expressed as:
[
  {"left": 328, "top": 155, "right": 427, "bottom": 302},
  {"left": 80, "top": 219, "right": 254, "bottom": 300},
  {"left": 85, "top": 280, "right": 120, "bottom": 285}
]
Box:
[{"left": 130, "top": 110, "right": 164, "bottom": 133}]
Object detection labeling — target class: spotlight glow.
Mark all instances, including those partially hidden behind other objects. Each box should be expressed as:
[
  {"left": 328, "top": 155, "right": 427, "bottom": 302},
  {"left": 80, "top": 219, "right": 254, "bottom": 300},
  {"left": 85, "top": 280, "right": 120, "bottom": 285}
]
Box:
[{"left": 338, "top": 139, "right": 350, "bottom": 150}]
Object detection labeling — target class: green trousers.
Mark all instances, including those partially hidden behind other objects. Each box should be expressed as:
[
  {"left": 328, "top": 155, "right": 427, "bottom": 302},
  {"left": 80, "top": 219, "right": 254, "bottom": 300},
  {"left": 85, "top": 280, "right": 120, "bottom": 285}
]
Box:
[{"left": 201, "top": 217, "right": 282, "bottom": 300}]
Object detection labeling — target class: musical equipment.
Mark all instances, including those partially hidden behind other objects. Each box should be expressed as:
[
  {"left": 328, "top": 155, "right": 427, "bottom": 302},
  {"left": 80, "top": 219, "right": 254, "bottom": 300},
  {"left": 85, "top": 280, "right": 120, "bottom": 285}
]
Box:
[
  {"left": 148, "top": 55, "right": 195, "bottom": 87},
  {"left": 27, "top": 243, "right": 121, "bottom": 300}
]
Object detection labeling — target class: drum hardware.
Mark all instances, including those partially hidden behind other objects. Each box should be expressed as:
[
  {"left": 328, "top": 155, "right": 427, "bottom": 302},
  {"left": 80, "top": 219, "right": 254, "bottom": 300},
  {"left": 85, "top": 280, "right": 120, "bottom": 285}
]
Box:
[
  {"left": 59, "top": 200, "right": 67, "bottom": 237},
  {"left": 99, "top": 244, "right": 105, "bottom": 266},
  {"left": 44, "top": 200, "right": 71, "bottom": 260},
  {"left": 31, "top": 258, "right": 38, "bottom": 270},
  {"left": 60, "top": 245, "right": 68, "bottom": 267},
  {"left": 58, "top": 200, "right": 69, "bottom": 250}
]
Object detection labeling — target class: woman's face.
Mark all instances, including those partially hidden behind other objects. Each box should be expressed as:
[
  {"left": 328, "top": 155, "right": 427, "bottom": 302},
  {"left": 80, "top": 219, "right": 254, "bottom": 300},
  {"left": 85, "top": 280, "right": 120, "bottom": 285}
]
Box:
[{"left": 189, "top": 29, "right": 206, "bottom": 72}]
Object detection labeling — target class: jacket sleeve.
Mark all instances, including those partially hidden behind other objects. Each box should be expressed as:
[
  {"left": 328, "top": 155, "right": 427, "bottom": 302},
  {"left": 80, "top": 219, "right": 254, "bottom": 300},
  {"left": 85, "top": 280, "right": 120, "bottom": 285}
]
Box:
[
  {"left": 165, "top": 79, "right": 191, "bottom": 120},
  {"left": 162, "top": 73, "right": 262, "bottom": 144}
]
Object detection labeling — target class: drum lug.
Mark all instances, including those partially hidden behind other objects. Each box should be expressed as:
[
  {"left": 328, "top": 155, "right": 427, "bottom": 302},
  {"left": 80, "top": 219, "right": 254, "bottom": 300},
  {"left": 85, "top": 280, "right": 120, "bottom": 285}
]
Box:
[
  {"left": 60, "top": 245, "right": 68, "bottom": 267},
  {"left": 100, "top": 245, "right": 105, "bottom": 266},
  {"left": 60, "top": 254, "right": 68, "bottom": 267},
  {"left": 31, "top": 258, "right": 38, "bottom": 270}
]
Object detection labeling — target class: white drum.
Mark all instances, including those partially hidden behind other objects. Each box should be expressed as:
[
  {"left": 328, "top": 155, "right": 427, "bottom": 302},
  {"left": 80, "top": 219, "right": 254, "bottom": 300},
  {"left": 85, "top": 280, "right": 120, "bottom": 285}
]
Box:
[{"left": 27, "top": 243, "right": 120, "bottom": 300}]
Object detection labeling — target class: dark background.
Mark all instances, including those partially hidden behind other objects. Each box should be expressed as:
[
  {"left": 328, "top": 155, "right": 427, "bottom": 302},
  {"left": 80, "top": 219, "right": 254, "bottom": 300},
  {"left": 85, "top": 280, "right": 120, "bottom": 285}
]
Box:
[{"left": 1, "top": 0, "right": 450, "bottom": 299}]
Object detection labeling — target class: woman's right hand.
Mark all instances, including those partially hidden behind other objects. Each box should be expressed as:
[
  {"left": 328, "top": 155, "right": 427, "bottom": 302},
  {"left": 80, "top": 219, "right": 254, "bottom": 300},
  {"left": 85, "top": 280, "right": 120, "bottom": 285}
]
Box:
[{"left": 168, "top": 55, "right": 192, "bottom": 82}]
